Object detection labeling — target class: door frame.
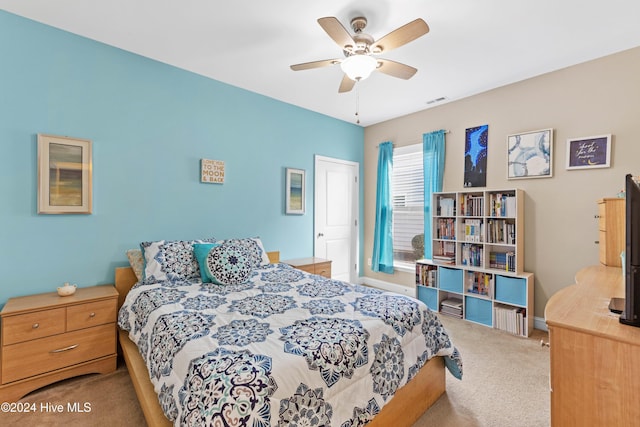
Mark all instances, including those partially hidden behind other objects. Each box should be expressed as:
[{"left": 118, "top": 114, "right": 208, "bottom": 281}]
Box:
[{"left": 314, "top": 155, "right": 360, "bottom": 283}]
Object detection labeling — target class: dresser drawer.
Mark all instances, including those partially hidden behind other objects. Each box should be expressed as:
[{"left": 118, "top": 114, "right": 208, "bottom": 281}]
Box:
[
  {"left": 2, "top": 323, "right": 115, "bottom": 384},
  {"left": 67, "top": 299, "right": 117, "bottom": 331},
  {"left": 2, "top": 308, "right": 66, "bottom": 345}
]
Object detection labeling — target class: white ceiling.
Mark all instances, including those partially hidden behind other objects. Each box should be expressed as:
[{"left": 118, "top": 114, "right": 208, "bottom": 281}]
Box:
[{"left": 2, "top": 0, "right": 640, "bottom": 126}]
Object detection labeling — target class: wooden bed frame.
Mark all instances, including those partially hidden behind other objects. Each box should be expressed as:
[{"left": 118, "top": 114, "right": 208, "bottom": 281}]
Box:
[{"left": 115, "top": 251, "right": 446, "bottom": 427}]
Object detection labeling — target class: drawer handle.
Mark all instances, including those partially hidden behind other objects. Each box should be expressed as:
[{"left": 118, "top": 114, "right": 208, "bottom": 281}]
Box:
[
  {"left": 50, "top": 344, "right": 79, "bottom": 354},
  {"left": 89, "top": 312, "right": 96, "bottom": 318},
  {"left": 32, "top": 323, "right": 39, "bottom": 329},
  {"left": 319, "top": 270, "right": 326, "bottom": 274}
]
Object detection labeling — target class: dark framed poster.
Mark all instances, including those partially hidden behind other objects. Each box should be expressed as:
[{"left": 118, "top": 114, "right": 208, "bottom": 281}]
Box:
[{"left": 464, "top": 125, "right": 488, "bottom": 187}]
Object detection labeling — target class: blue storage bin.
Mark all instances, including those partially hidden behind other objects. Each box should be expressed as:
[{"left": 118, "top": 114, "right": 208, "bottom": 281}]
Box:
[
  {"left": 417, "top": 285, "right": 438, "bottom": 311},
  {"left": 465, "top": 296, "right": 492, "bottom": 326},
  {"left": 439, "top": 267, "right": 463, "bottom": 293},
  {"left": 495, "top": 275, "right": 526, "bottom": 306}
]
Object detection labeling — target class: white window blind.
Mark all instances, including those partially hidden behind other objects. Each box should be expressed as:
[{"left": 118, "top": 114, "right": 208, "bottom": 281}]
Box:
[{"left": 392, "top": 144, "right": 424, "bottom": 266}]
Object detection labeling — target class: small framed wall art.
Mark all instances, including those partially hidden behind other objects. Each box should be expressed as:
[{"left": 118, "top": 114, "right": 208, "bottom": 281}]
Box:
[
  {"left": 285, "top": 168, "right": 305, "bottom": 215},
  {"left": 507, "top": 128, "right": 553, "bottom": 179},
  {"left": 566, "top": 134, "right": 611, "bottom": 170},
  {"left": 201, "top": 158, "right": 225, "bottom": 183},
  {"left": 37, "top": 134, "right": 92, "bottom": 214}
]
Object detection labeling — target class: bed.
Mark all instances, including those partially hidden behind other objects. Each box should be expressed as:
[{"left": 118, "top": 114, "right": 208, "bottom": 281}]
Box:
[{"left": 116, "top": 242, "right": 462, "bottom": 427}]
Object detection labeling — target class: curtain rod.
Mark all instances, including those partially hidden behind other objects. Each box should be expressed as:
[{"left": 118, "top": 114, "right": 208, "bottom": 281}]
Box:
[{"left": 376, "top": 130, "right": 450, "bottom": 148}]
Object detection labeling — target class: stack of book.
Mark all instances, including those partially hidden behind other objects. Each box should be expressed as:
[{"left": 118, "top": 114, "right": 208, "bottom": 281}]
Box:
[{"left": 440, "top": 298, "right": 463, "bottom": 318}]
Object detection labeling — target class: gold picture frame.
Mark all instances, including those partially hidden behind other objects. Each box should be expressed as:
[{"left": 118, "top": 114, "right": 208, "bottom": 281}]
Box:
[{"left": 37, "top": 134, "right": 92, "bottom": 214}]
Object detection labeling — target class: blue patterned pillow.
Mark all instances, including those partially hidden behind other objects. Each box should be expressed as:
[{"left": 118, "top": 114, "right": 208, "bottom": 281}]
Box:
[
  {"left": 193, "top": 243, "right": 221, "bottom": 283},
  {"left": 140, "top": 238, "right": 216, "bottom": 283},
  {"left": 205, "top": 243, "right": 252, "bottom": 285},
  {"left": 218, "top": 237, "right": 270, "bottom": 267}
]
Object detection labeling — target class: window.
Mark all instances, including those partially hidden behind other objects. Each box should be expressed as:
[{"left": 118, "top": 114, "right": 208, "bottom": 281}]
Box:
[{"left": 391, "top": 144, "right": 424, "bottom": 269}]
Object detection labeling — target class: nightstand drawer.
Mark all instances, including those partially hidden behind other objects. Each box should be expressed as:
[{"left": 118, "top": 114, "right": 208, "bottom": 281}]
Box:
[
  {"left": 2, "top": 323, "right": 115, "bottom": 384},
  {"left": 294, "top": 264, "right": 316, "bottom": 274},
  {"left": 314, "top": 261, "right": 332, "bottom": 278},
  {"left": 2, "top": 308, "right": 66, "bottom": 345},
  {"left": 67, "top": 299, "right": 117, "bottom": 331}
]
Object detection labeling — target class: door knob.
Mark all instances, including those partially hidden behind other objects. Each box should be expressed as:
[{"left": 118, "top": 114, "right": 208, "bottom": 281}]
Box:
[{"left": 317, "top": 233, "right": 324, "bottom": 238}]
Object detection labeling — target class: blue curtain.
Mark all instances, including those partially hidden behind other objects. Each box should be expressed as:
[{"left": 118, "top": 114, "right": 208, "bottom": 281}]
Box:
[
  {"left": 423, "top": 131, "right": 446, "bottom": 259},
  {"left": 372, "top": 141, "right": 394, "bottom": 274}
]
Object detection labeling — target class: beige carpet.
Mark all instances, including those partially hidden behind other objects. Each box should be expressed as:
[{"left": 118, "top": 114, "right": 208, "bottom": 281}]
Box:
[{"left": 0, "top": 316, "right": 549, "bottom": 426}]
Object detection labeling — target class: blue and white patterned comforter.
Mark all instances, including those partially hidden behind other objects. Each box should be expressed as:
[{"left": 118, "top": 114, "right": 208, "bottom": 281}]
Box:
[{"left": 118, "top": 263, "right": 462, "bottom": 427}]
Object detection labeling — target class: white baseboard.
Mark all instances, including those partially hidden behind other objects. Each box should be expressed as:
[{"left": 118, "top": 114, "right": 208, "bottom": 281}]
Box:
[
  {"left": 357, "top": 277, "right": 549, "bottom": 332},
  {"left": 356, "top": 277, "right": 416, "bottom": 297},
  {"left": 534, "top": 316, "right": 548, "bottom": 332}
]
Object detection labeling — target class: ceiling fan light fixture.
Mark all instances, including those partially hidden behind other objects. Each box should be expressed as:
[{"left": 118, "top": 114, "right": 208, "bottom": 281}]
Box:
[{"left": 341, "top": 55, "right": 377, "bottom": 81}]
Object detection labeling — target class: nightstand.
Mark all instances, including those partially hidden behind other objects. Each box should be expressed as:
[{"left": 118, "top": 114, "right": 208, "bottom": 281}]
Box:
[
  {"left": 0, "top": 285, "right": 118, "bottom": 401},
  {"left": 284, "top": 257, "right": 332, "bottom": 278}
]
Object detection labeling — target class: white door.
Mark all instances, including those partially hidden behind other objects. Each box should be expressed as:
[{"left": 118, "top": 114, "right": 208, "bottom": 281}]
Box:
[{"left": 314, "top": 155, "right": 359, "bottom": 283}]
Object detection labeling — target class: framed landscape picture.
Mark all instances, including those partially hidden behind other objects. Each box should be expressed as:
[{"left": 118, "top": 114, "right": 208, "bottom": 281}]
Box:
[
  {"left": 507, "top": 128, "right": 553, "bottom": 179},
  {"left": 37, "top": 134, "right": 92, "bottom": 214},
  {"left": 285, "top": 168, "right": 305, "bottom": 214},
  {"left": 566, "top": 134, "right": 611, "bottom": 170}
]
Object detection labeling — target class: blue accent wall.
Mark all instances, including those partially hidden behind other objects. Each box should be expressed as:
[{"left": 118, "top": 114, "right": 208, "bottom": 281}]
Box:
[{"left": 0, "top": 11, "right": 364, "bottom": 306}]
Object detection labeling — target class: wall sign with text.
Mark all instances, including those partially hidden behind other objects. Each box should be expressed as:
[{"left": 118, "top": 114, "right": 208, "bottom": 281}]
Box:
[
  {"left": 201, "top": 159, "right": 225, "bottom": 183},
  {"left": 566, "top": 134, "right": 611, "bottom": 170}
]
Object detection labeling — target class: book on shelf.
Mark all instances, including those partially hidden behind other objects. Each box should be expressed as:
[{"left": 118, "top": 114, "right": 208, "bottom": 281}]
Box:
[
  {"left": 486, "top": 219, "right": 516, "bottom": 245},
  {"left": 461, "top": 243, "right": 483, "bottom": 267},
  {"left": 436, "top": 218, "right": 456, "bottom": 240},
  {"left": 438, "top": 197, "right": 455, "bottom": 216},
  {"left": 494, "top": 305, "right": 526, "bottom": 336},
  {"left": 461, "top": 194, "right": 484, "bottom": 216},
  {"left": 490, "top": 193, "right": 517, "bottom": 217},
  {"left": 467, "top": 272, "right": 493, "bottom": 297},
  {"left": 464, "top": 218, "right": 483, "bottom": 242},
  {"left": 415, "top": 263, "right": 438, "bottom": 287},
  {"left": 489, "top": 251, "right": 516, "bottom": 272}
]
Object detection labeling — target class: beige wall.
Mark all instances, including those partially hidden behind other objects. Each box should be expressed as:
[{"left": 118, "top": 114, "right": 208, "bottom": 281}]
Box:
[{"left": 363, "top": 46, "right": 640, "bottom": 319}]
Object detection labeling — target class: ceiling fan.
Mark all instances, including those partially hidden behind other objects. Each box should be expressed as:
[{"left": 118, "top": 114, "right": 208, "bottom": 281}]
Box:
[{"left": 290, "top": 16, "right": 429, "bottom": 93}]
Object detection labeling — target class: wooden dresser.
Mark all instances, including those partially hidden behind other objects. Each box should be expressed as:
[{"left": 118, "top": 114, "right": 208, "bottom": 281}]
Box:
[
  {"left": 545, "top": 265, "right": 640, "bottom": 426},
  {"left": 597, "top": 198, "right": 625, "bottom": 267},
  {"left": 0, "top": 285, "right": 118, "bottom": 401},
  {"left": 284, "top": 257, "right": 332, "bottom": 278}
]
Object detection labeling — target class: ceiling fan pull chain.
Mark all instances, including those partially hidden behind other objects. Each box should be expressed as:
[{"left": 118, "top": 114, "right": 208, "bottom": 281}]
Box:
[{"left": 355, "top": 84, "right": 360, "bottom": 124}]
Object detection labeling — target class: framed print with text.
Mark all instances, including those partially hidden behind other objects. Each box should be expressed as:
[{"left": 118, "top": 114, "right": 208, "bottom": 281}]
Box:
[{"left": 566, "top": 134, "right": 611, "bottom": 170}]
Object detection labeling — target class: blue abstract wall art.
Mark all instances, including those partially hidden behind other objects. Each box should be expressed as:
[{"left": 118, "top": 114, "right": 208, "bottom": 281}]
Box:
[
  {"left": 507, "top": 128, "right": 553, "bottom": 179},
  {"left": 464, "top": 124, "right": 488, "bottom": 187}
]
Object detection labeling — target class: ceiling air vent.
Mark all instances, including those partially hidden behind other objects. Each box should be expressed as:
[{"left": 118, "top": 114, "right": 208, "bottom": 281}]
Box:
[{"left": 426, "top": 96, "right": 447, "bottom": 105}]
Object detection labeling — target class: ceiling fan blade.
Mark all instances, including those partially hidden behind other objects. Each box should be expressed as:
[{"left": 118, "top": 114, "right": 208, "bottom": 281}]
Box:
[
  {"left": 376, "top": 59, "right": 418, "bottom": 80},
  {"left": 318, "top": 17, "right": 355, "bottom": 50},
  {"left": 371, "top": 18, "right": 429, "bottom": 53},
  {"left": 290, "top": 59, "right": 340, "bottom": 71},
  {"left": 338, "top": 74, "right": 356, "bottom": 93}
]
